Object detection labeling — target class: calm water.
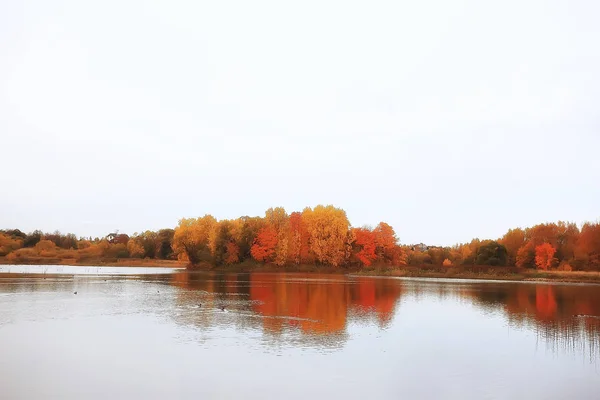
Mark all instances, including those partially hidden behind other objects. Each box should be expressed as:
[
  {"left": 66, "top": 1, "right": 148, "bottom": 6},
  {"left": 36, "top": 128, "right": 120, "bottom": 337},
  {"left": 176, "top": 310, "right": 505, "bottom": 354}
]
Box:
[{"left": 1, "top": 266, "right": 599, "bottom": 399}]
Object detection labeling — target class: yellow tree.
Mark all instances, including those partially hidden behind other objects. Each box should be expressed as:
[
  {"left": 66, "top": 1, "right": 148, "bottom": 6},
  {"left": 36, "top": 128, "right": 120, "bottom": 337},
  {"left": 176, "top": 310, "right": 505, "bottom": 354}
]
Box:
[
  {"left": 265, "top": 207, "right": 290, "bottom": 266},
  {"left": 127, "top": 239, "right": 145, "bottom": 258},
  {"left": 172, "top": 215, "right": 217, "bottom": 264},
  {"left": 287, "top": 212, "right": 311, "bottom": 265},
  {"left": 302, "top": 205, "right": 350, "bottom": 267}
]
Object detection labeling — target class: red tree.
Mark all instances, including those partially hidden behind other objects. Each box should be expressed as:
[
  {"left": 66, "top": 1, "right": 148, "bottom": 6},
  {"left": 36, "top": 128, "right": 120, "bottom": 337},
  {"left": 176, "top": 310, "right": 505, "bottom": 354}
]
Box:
[
  {"left": 535, "top": 243, "right": 556, "bottom": 270},
  {"left": 251, "top": 226, "right": 278, "bottom": 263},
  {"left": 353, "top": 228, "right": 377, "bottom": 266}
]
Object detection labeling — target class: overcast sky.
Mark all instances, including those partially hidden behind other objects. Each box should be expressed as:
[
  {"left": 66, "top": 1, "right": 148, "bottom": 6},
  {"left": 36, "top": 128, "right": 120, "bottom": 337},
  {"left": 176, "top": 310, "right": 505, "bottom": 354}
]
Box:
[{"left": 1, "top": 0, "right": 599, "bottom": 245}]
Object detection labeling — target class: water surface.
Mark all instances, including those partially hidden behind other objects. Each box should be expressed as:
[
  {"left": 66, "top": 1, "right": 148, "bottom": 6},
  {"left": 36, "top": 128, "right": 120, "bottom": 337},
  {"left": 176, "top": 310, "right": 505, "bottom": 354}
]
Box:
[{"left": 1, "top": 266, "right": 599, "bottom": 399}]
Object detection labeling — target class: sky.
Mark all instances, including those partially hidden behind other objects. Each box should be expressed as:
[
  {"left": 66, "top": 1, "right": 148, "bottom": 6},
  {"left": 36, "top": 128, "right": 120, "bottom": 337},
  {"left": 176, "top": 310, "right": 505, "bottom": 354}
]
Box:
[{"left": 1, "top": 0, "right": 599, "bottom": 245}]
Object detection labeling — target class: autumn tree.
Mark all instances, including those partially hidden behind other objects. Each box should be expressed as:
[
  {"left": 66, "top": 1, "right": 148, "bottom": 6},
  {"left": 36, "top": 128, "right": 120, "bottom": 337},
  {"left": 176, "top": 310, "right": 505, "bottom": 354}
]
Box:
[
  {"left": 555, "top": 221, "right": 579, "bottom": 262},
  {"left": 238, "top": 216, "right": 265, "bottom": 261},
  {"left": 127, "top": 239, "right": 145, "bottom": 258},
  {"left": 427, "top": 247, "right": 447, "bottom": 266},
  {"left": 172, "top": 215, "right": 217, "bottom": 264},
  {"left": 131, "top": 231, "right": 158, "bottom": 259},
  {"left": 265, "top": 207, "right": 290, "bottom": 266},
  {"left": 0, "top": 233, "right": 23, "bottom": 256},
  {"left": 575, "top": 222, "right": 600, "bottom": 270},
  {"left": 352, "top": 227, "right": 377, "bottom": 266},
  {"left": 500, "top": 228, "right": 525, "bottom": 266},
  {"left": 448, "top": 245, "right": 464, "bottom": 265},
  {"left": 288, "top": 212, "right": 311, "bottom": 264},
  {"left": 516, "top": 242, "right": 535, "bottom": 268},
  {"left": 373, "top": 222, "right": 405, "bottom": 265},
  {"left": 251, "top": 226, "right": 278, "bottom": 263},
  {"left": 35, "top": 239, "right": 57, "bottom": 256},
  {"left": 526, "top": 223, "right": 559, "bottom": 248},
  {"left": 302, "top": 205, "right": 350, "bottom": 267},
  {"left": 213, "top": 220, "right": 242, "bottom": 265},
  {"left": 535, "top": 243, "right": 557, "bottom": 270},
  {"left": 225, "top": 242, "right": 240, "bottom": 264},
  {"left": 406, "top": 248, "right": 433, "bottom": 265},
  {"left": 460, "top": 239, "right": 481, "bottom": 265}
]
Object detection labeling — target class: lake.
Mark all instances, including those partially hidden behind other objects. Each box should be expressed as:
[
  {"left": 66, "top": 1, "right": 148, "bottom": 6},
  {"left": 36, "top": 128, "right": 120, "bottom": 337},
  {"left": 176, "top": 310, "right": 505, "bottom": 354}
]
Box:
[{"left": 1, "top": 266, "right": 599, "bottom": 399}]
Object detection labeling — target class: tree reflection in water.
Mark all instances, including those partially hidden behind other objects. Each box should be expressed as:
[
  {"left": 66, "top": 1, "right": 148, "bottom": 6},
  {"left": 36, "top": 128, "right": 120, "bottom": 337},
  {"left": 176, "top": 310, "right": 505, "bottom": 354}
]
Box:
[{"left": 166, "top": 272, "right": 600, "bottom": 358}]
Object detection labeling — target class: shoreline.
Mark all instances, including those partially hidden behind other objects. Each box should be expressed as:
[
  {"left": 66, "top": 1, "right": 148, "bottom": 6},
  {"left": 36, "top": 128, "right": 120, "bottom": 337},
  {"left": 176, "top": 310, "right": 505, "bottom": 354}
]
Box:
[
  {"left": 202, "top": 265, "right": 600, "bottom": 284},
  {"left": 0, "top": 258, "right": 187, "bottom": 269},
  {"left": 1, "top": 258, "right": 600, "bottom": 284}
]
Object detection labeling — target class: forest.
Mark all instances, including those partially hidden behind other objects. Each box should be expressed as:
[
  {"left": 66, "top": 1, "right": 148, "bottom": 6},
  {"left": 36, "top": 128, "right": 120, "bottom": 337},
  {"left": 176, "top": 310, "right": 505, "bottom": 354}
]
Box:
[{"left": 1, "top": 204, "right": 599, "bottom": 272}]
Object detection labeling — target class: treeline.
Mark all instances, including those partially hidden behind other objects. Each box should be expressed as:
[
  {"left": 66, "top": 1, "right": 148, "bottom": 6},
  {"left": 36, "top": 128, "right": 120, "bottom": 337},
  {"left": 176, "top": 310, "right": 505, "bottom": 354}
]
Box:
[
  {"left": 0, "top": 228, "right": 175, "bottom": 264},
  {"left": 171, "top": 205, "right": 403, "bottom": 268},
  {"left": 1, "top": 205, "right": 599, "bottom": 271},
  {"left": 407, "top": 221, "right": 600, "bottom": 271}
]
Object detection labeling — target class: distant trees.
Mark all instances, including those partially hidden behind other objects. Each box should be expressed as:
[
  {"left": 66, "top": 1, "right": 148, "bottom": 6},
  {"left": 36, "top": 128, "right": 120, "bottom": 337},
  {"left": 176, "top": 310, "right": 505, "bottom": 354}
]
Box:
[
  {"left": 1, "top": 211, "right": 600, "bottom": 272},
  {"left": 401, "top": 221, "right": 599, "bottom": 271},
  {"left": 164, "top": 205, "right": 406, "bottom": 269}
]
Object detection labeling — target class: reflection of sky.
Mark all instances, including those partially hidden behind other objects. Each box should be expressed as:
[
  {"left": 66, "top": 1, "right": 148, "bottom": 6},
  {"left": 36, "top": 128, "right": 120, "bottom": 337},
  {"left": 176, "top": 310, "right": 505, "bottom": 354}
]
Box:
[{"left": 0, "top": 272, "right": 599, "bottom": 399}]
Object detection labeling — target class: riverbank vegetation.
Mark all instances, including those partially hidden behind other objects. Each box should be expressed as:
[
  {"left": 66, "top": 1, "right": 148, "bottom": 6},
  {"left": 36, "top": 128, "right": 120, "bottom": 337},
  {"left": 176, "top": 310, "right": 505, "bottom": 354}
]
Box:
[{"left": 1, "top": 205, "right": 599, "bottom": 278}]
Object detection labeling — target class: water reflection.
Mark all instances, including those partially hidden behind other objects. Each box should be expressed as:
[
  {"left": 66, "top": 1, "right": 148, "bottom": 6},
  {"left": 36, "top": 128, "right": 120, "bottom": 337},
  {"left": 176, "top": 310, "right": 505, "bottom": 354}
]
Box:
[
  {"left": 169, "top": 273, "right": 400, "bottom": 331},
  {"left": 1, "top": 270, "right": 599, "bottom": 358},
  {"left": 466, "top": 282, "right": 600, "bottom": 358},
  {"left": 166, "top": 273, "right": 600, "bottom": 357}
]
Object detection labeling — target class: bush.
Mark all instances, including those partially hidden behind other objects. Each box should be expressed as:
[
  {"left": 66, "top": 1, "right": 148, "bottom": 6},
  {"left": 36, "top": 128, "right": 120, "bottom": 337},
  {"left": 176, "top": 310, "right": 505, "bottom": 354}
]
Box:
[
  {"left": 557, "top": 262, "right": 573, "bottom": 272},
  {"left": 35, "top": 240, "right": 57, "bottom": 252}
]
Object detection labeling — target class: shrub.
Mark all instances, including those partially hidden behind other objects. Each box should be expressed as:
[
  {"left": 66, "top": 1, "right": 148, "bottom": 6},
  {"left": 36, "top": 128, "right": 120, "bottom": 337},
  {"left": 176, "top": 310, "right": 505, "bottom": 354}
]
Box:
[
  {"left": 557, "top": 262, "right": 573, "bottom": 272},
  {"left": 35, "top": 240, "right": 57, "bottom": 252}
]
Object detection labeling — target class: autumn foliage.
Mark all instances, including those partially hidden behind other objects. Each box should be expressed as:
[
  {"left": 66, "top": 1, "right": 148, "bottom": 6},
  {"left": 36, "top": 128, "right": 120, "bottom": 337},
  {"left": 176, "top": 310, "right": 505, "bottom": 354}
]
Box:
[
  {"left": 352, "top": 228, "right": 377, "bottom": 266},
  {"left": 2, "top": 211, "right": 600, "bottom": 272},
  {"left": 535, "top": 243, "right": 557, "bottom": 270},
  {"left": 250, "top": 226, "right": 278, "bottom": 263}
]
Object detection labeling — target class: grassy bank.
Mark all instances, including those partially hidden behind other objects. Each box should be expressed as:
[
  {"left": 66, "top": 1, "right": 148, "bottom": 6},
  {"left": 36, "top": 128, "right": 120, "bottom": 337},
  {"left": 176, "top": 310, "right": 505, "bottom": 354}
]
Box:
[
  {"left": 0, "top": 256, "right": 187, "bottom": 268},
  {"left": 350, "top": 266, "right": 600, "bottom": 284},
  {"left": 196, "top": 263, "right": 600, "bottom": 284},
  {"left": 2, "top": 257, "right": 600, "bottom": 283}
]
